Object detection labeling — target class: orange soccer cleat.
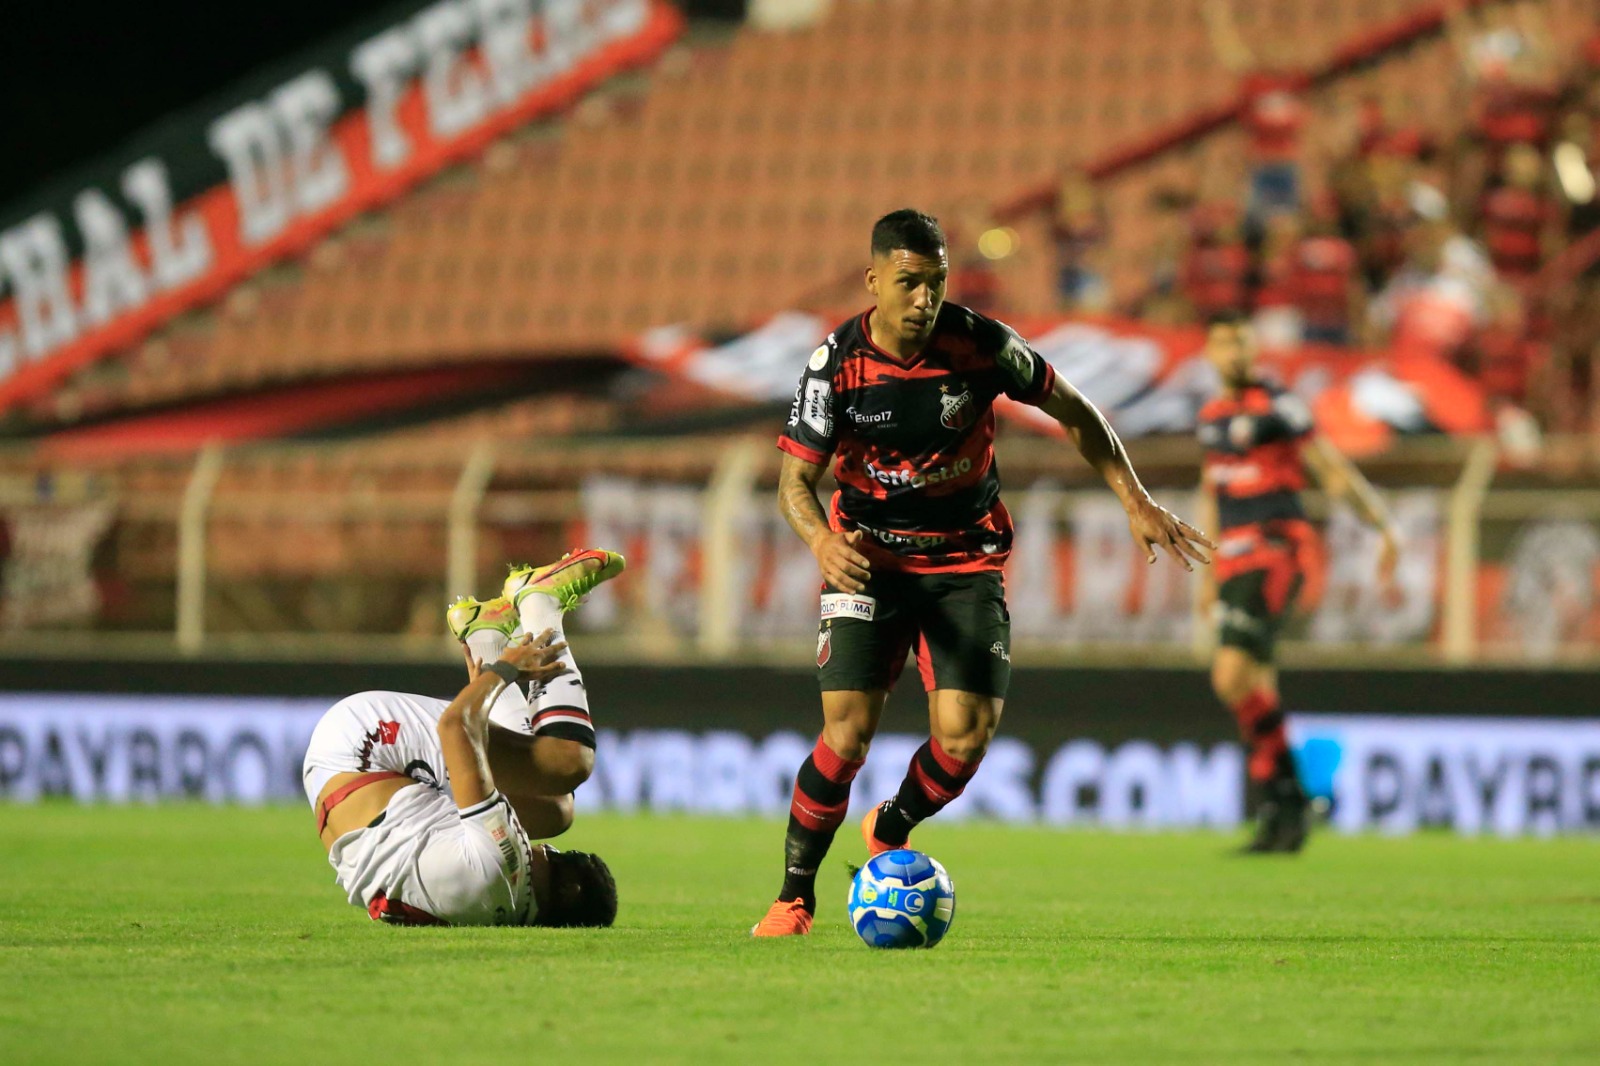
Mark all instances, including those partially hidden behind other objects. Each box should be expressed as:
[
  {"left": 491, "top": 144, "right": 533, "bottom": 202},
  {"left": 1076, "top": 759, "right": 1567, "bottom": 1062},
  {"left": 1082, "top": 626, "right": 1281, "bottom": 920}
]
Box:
[
  {"left": 861, "top": 802, "right": 906, "bottom": 858},
  {"left": 750, "top": 899, "right": 813, "bottom": 937}
]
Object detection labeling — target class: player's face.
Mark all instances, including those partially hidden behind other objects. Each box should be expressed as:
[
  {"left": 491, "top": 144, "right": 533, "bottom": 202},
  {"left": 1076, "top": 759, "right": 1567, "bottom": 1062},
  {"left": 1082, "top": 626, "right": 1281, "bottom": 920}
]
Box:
[
  {"left": 866, "top": 248, "right": 948, "bottom": 347},
  {"left": 1205, "top": 323, "right": 1257, "bottom": 387}
]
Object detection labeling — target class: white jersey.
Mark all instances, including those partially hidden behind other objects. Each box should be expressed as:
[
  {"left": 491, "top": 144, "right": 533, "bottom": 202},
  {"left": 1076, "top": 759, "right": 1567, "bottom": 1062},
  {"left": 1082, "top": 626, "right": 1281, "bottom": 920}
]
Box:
[
  {"left": 329, "top": 785, "right": 536, "bottom": 926},
  {"left": 302, "top": 688, "right": 540, "bottom": 926},
  {"left": 302, "top": 687, "right": 535, "bottom": 802}
]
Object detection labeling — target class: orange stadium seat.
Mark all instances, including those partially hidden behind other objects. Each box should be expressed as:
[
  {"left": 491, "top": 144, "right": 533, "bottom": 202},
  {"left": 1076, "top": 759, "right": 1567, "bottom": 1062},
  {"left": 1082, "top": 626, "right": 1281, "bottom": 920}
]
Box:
[{"left": 76, "top": 0, "right": 1479, "bottom": 413}]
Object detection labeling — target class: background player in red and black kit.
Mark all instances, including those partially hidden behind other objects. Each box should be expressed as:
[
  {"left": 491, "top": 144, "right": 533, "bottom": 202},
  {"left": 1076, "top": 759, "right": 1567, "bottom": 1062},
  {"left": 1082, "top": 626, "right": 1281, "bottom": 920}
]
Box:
[
  {"left": 1196, "top": 312, "right": 1400, "bottom": 853},
  {"left": 752, "top": 210, "right": 1215, "bottom": 936}
]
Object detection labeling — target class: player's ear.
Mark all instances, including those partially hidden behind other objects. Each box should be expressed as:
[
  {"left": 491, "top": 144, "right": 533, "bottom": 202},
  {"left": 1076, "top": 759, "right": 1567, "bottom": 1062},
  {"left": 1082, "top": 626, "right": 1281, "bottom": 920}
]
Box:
[{"left": 864, "top": 265, "right": 878, "bottom": 296}]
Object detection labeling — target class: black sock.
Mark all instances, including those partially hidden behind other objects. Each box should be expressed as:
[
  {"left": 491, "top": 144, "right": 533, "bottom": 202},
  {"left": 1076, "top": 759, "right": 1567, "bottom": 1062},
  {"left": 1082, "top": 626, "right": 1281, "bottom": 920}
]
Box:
[
  {"left": 775, "top": 737, "right": 863, "bottom": 913},
  {"left": 872, "top": 738, "right": 982, "bottom": 848},
  {"left": 1270, "top": 749, "right": 1306, "bottom": 805},
  {"left": 777, "top": 817, "right": 839, "bottom": 913}
]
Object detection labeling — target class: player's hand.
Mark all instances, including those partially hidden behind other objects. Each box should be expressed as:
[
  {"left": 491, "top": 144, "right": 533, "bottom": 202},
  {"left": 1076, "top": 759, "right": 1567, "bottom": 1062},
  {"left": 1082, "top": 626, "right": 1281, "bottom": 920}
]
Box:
[
  {"left": 496, "top": 629, "right": 569, "bottom": 684},
  {"left": 813, "top": 529, "right": 873, "bottom": 594},
  {"left": 462, "top": 642, "right": 483, "bottom": 683},
  {"left": 1125, "top": 494, "right": 1216, "bottom": 572}
]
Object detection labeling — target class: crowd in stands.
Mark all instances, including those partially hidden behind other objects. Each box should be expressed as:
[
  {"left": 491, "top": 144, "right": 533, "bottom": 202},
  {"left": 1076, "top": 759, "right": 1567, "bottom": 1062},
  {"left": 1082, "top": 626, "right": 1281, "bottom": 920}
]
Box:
[{"left": 1039, "top": 0, "right": 1600, "bottom": 429}]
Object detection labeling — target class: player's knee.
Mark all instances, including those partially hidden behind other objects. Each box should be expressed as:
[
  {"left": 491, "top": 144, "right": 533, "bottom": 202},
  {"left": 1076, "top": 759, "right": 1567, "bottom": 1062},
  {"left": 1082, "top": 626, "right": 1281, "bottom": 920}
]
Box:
[
  {"left": 937, "top": 702, "right": 1000, "bottom": 762},
  {"left": 822, "top": 719, "right": 874, "bottom": 761},
  {"left": 1211, "top": 652, "right": 1256, "bottom": 705},
  {"left": 544, "top": 793, "right": 576, "bottom": 837},
  {"left": 508, "top": 736, "right": 594, "bottom": 795},
  {"left": 938, "top": 730, "right": 990, "bottom": 763},
  {"left": 542, "top": 739, "right": 594, "bottom": 794}
]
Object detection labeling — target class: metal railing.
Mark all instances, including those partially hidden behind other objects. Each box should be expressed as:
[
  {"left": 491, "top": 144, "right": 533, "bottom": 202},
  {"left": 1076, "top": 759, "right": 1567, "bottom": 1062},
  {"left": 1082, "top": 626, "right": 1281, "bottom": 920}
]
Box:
[{"left": 1, "top": 434, "right": 1596, "bottom": 667}]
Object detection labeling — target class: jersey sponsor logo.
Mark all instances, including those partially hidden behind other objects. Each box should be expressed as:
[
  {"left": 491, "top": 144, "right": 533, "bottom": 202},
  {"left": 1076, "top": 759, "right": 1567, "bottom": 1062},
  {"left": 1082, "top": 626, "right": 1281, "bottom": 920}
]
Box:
[
  {"left": 1209, "top": 461, "right": 1263, "bottom": 486},
  {"left": 857, "top": 523, "right": 948, "bottom": 549},
  {"left": 820, "top": 593, "right": 877, "bottom": 621},
  {"left": 802, "top": 378, "right": 832, "bottom": 437},
  {"left": 865, "top": 455, "right": 972, "bottom": 490},
  {"left": 846, "top": 406, "right": 893, "bottom": 425},
  {"left": 1218, "top": 531, "right": 1258, "bottom": 557},
  {"left": 939, "top": 382, "right": 976, "bottom": 429},
  {"left": 485, "top": 810, "right": 520, "bottom": 872},
  {"left": 997, "top": 333, "right": 1035, "bottom": 386}
]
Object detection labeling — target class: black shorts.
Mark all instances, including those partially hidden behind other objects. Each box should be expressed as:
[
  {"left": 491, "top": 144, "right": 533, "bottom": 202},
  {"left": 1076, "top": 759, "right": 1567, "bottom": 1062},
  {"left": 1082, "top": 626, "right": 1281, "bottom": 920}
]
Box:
[
  {"left": 815, "top": 570, "right": 1011, "bottom": 698},
  {"left": 1216, "top": 567, "right": 1303, "bottom": 663}
]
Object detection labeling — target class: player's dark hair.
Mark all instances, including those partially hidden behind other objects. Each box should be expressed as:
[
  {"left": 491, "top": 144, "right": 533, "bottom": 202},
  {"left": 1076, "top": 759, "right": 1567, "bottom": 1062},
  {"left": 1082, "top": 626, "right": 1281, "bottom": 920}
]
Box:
[
  {"left": 871, "top": 209, "right": 946, "bottom": 259},
  {"left": 532, "top": 849, "right": 617, "bottom": 928},
  {"left": 1206, "top": 309, "right": 1251, "bottom": 329}
]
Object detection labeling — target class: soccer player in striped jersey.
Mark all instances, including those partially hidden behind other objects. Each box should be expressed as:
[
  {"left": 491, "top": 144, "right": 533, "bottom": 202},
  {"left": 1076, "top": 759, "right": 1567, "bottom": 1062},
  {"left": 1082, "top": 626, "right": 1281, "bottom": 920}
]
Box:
[
  {"left": 752, "top": 209, "right": 1215, "bottom": 936},
  {"left": 302, "top": 550, "right": 623, "bottom": 925},
  {"left": 1195, "top": 314, "right": 1399, "bottom": 852}
]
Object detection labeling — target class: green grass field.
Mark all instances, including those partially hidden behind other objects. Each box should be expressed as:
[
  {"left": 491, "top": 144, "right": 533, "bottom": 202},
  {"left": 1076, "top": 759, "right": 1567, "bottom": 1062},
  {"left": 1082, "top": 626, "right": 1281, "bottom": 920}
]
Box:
[{"left": 2, "top": 806, "right": 1596, "bottom": 1064}]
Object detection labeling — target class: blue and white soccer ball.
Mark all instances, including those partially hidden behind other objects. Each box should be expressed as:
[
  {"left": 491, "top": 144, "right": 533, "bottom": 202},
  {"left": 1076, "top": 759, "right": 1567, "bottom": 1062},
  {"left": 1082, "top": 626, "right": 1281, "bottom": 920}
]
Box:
[{"left": 847, "top": 848, "right": 956, "bottom": 949}]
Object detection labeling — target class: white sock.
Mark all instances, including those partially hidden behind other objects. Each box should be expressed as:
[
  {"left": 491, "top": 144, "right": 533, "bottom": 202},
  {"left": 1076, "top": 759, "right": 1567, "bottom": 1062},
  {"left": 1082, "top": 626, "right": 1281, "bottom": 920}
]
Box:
[
  {"left": 465, "top": 627, "right": 511, "bottom": 667},
  {"left": 516, "top": 592, "right": 591, "bottom": 739}
]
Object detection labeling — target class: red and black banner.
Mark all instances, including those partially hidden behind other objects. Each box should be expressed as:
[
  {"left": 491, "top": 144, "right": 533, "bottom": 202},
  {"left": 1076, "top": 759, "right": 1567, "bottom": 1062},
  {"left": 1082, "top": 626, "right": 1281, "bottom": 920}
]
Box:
[{"left": 0, "top": 0, "right": 682, "bottom": 414}]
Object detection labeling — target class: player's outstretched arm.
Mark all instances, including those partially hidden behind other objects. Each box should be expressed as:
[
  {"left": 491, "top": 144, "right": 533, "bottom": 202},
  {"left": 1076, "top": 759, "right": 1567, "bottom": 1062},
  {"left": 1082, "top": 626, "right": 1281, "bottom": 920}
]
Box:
[
  {"left": 437, "top": 630, "right": 570, "bottom": 809},
  {"left": 1041, "top": 376, "right": 1216, "bottom": 571},
  {"left": 1302, "top": 435, "right": 1401, "bottom": 584},
  {"left": 778, "top": 450, "right": 873, "bottom": 593}
]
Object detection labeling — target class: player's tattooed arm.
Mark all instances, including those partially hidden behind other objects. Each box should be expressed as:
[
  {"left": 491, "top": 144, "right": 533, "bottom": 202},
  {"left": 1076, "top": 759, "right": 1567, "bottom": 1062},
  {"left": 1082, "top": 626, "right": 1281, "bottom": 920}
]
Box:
[
  {"left": 1042, "top": 375, "right": 1216, "bottom": 571},
  {"left": 1303, "top": 435, "right": 1401, "bottom": 586},
  {"left": 778, "top": 451, "right": 872, "bottom": 593}
]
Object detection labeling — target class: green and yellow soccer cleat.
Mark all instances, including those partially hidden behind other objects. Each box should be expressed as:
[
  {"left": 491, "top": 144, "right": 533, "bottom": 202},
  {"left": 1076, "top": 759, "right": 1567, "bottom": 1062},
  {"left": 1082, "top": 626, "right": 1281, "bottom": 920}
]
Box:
[
  {"left": 445, "top": 595, "right": 519, "bottom": 644},
  {"left": 501, "top": 549, "right": 626, "bottom": 614}
]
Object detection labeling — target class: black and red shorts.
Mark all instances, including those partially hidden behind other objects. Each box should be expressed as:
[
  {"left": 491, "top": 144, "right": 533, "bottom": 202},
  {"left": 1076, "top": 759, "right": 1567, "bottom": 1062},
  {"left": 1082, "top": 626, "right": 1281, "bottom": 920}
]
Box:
[
  {"left": 815, "top": 569, "right": 1011, "bottom": 698},
  {"left": 1213, "top": 519, "right": 1323, "bottom": 663}
]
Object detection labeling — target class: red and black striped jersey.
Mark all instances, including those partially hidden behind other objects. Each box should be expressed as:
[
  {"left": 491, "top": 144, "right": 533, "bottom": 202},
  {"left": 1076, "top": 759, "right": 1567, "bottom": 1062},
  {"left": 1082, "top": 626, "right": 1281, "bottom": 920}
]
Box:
[
  {"left": 777, "top": 303, "right": 1056, "bottom": 572},
  {"left": 1198, "top": 380, "right": 1314, "bottom": 531}
]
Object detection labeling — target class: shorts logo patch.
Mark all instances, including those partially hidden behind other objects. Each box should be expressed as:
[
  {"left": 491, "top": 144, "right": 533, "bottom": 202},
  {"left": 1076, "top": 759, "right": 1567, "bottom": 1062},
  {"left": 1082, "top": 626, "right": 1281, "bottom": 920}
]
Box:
[
  {"left": 816, "top": 627, "right": 832, "bottom": 667},
  {"left": 990, "top": 641, "right": 1010, "bottom": 662},
  {"left": 377, "top": 720, "right": 400, "bottom": 745},
  {"left": 1217, "top": 604, "right": 1264, "bottom": 633},
  {"left": 820, "top": 593, "right": 876, "bottom": 621}
]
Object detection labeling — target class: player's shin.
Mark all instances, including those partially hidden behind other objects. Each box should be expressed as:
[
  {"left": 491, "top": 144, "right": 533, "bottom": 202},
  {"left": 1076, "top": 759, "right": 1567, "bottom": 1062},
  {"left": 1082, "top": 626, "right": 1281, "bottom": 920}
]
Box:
[
  {"left": 1234, "top": 687, "right": 1309, "bottom": 852},
  {"left": 871, "top": 736, "right": 983, "bottom": 847},
  {"left": 778, "top": 736, "right": 865, "bottom": 912},
  {"left": 1233, "top": 688, "right": 1292, "bottom": 786}
]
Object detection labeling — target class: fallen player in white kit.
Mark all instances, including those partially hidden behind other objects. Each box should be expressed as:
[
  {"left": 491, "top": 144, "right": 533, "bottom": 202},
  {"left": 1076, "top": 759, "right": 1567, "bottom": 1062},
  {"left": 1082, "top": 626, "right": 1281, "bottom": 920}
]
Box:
[{"left": 302, "top": 549, "right": 624, "bottom": 927}]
